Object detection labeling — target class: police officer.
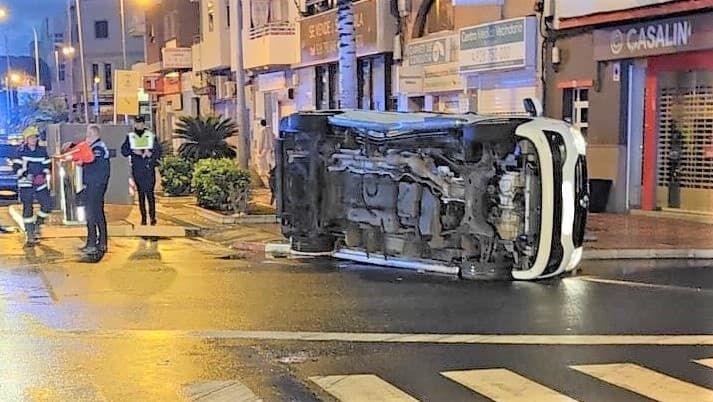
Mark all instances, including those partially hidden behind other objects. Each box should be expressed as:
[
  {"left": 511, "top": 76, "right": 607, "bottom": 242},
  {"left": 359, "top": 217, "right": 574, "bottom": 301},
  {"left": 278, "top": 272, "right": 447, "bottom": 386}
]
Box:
[
  {"left": 121, "top": 116, "right": 161, "bottom": 225},
  {"left": 13, "top": 126, "right": 52, "bottom": 247},
  {"left": 80, "top": 125, "right": 111, "bottom": 256}
]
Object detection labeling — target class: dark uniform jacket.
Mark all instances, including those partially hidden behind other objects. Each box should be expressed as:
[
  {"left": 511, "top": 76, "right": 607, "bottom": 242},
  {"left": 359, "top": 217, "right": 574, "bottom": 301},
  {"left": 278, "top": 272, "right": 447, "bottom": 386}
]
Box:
[
  {"left": 83, "top": 139, "right": 111, "bottom": 187},
  {"left": 13, "top": 145, "right": 51, "bottom": 189}
]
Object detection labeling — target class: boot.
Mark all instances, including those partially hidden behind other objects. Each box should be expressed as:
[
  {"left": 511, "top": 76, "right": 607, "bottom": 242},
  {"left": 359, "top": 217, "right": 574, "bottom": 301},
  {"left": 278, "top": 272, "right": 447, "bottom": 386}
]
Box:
[
  {"left": 35, "top": 217, "right": 44, "bottom": 239},
  {"left": 24, "top": 224, "right": 38, "bottom": 247}
]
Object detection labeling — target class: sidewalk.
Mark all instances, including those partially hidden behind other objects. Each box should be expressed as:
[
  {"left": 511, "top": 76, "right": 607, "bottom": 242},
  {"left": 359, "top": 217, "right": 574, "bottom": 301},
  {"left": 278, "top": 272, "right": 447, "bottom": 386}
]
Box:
[{"left": 585, "top": 213, "right": 713, "bottom": 259}]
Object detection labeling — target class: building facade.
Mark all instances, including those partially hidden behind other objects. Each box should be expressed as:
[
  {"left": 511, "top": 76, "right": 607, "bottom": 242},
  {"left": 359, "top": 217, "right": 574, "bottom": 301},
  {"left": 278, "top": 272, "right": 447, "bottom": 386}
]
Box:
[
  {"left": 140, "top": 0, "right": 200, "bottom": 143},
  {"left": 68, "top": 0, "right": 145, "bottom": 122},
  {"left": 396, "top": 0, "right": 540, "bottom": 114},
  {"left": 546, "top": 0, "right": 713, "bottom": 213}
]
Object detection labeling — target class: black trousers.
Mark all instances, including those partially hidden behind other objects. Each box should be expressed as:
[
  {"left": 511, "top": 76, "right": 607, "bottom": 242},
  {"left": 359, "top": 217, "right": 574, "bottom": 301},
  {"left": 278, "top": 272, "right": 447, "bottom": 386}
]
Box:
[
  {"left": 85, "top": 182, "right": 108, "bottom": 249},
  {"left": 19, "top": 186, "right": 52, "bottom": 223},
  {"left": 134, "top": 172, "right": 156, "bottom": 222}
]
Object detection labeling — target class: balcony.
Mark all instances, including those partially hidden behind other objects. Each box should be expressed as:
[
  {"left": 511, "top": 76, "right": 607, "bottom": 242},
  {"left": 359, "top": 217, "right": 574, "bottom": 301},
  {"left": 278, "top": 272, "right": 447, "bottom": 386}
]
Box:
[{"left": 243, "top": 21, "right": 299, "bottom": 70}]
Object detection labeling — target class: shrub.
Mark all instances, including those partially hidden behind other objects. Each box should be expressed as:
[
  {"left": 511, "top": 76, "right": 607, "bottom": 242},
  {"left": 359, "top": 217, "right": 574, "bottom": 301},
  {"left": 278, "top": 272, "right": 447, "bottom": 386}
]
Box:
[
  {"left": 192, "top": 158, "right": 251, "bottom": 213},
  {"left": 174, "top": 115, "right": 237, "bottom": 162},
  {"left": 158, "top": 156, "right": 193, "bottom": 196}
]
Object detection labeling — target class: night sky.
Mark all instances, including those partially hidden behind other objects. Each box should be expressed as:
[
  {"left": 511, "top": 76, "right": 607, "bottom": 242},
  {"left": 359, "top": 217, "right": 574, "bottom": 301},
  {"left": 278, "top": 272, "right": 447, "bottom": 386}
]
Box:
[{"left": 1, "top": 0, "right": 66, "bottom": 55}]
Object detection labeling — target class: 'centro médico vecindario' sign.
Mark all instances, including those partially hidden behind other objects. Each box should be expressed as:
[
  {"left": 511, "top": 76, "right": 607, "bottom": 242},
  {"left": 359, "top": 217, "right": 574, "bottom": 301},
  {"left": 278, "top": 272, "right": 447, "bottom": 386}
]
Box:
[{"left": 593, "top": 13, "right": 713, "bottom": 61}]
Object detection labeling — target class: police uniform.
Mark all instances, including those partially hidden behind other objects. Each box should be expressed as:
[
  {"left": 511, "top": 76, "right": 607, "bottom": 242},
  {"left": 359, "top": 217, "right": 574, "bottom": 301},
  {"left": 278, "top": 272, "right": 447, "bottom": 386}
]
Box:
[
  {"left": 82, "top": 138, "right": 111, "bottom": 253},
  {"left": 121, "top": 124, "right": 160, "bottom": 225},
  {"left": 13, "top": 127, "right": 52, "bottom": 246}
]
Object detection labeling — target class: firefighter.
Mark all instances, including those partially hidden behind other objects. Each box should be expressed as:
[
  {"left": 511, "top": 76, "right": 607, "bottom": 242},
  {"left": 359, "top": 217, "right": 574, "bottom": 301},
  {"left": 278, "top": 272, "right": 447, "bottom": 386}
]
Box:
[
  {"left": 121, "top": 116, "right": 161, "bottom": 225},
  {"left": 13, "top": 126, "right": 52, "bottom": 247},
  {"left": 71, "top": 125, "right": 111, "bottom": 256}
]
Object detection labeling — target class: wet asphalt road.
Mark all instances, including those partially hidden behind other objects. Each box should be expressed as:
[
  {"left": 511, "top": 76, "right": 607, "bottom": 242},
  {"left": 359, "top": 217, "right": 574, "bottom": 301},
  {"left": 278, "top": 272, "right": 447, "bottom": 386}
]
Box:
[{"left": 0, "top": 234, "right": 712, "bottom": 401}]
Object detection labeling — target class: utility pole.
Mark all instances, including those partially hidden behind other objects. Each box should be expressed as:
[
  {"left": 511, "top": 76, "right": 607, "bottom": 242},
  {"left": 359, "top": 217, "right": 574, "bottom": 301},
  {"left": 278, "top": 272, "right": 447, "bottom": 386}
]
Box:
[
  {"left": 75, "top": 0, "right": 89, "bottom": 123},
  {"left": 234, "top": 0, "right": 249, "bottom": 169},
  {"left": 32, "top": 27, "right": 40, "bottom": 87},
  {"left": 117, "top": 0, "right": 128, "bottom": 124}
]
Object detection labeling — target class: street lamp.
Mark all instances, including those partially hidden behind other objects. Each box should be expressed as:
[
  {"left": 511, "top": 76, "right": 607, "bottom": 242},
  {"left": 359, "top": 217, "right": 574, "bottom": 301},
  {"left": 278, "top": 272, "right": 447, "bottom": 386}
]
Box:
[
  {"left": 75, "top": 0, "right": 89, "bottom": 123},
  {"left": 31, "top": 26, "right": 40, "bottom": 86},
  {"left": 62, "top": 46, "right": 76, "bottom": 57}
]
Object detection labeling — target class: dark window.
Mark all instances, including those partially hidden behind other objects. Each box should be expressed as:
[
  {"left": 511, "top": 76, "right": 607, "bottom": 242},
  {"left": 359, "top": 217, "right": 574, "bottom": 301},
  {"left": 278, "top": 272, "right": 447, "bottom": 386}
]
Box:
[
  {"left": 94, "top": 20, "right": 109, "bottom": 39},
  {"left": 208, "top": 1, "right": 215, "bottom": 32},
  {"left": 226, "top": 3, "right": 231, "bottom": 27},
  {"left": 59, "top": 63, "right": 66, "bottom": 81},
  {"left": 358, "top": 58, "right": 373, "bottom": 110},
  {"left": 104, "top": 64, "right": 112, "bottom": 91},
  {"left": 92, "top": 63, "right": 99, "bottom": 83},
  {"left": 315, "top": 63, "right": 338, "bottom": 110}
]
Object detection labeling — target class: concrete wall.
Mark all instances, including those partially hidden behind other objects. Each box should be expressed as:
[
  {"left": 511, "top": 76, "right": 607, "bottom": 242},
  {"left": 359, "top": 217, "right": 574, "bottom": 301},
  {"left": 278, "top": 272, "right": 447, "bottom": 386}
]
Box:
[{"left": 46, "top": 124, "right": 133, "bottom": 205}]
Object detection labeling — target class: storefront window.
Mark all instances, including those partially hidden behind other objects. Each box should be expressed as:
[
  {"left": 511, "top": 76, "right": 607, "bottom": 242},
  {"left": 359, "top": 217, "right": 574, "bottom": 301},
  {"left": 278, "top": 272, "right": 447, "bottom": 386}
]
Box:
[
  {"left": 316, "top": 63, "right": 338, "bottom": 110},
  {"left": 358, "top": 58, "right": 373, "bottom": 110}
]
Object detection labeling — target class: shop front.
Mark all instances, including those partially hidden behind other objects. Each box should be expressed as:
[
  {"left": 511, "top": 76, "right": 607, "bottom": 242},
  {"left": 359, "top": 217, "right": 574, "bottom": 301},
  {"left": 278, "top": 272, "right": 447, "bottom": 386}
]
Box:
[
  {"left": 294, "top": 0, "right": 397, "bottom": 111},
  {"left": 397, "top": 34, "right": 463, "bottom": 113},
  {"left": 593, "top": 12, "right": 713, "bottom": 213},
  {"left": 459, "top": 16, "right": 539, "bottom": 115}
]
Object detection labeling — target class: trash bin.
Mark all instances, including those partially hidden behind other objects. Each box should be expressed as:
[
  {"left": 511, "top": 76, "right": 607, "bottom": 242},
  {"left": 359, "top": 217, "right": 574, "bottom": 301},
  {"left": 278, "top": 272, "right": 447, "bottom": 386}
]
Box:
[{"left": 588, "top": 179, "right": 612, "bottom": 213}]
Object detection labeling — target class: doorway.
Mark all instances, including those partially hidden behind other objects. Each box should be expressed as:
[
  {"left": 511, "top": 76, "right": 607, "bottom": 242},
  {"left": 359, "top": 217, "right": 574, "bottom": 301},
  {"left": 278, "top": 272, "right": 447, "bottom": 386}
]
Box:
[{"left": 627, "top": 62, "right": 646, "bottom": 209}]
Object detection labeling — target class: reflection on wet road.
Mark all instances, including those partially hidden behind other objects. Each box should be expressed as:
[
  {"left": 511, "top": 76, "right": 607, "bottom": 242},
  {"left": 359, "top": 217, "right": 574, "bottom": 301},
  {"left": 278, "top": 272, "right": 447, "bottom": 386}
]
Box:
[{"left": 1, "top": 235, "right": 713, "bottom": 401}]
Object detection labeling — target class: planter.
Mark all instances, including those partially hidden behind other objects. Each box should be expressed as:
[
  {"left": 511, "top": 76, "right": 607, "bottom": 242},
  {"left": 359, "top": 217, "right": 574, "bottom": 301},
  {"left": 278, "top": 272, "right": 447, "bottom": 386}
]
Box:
[{"left": 589, "top": 179, "right": 612, "bottom": 213}]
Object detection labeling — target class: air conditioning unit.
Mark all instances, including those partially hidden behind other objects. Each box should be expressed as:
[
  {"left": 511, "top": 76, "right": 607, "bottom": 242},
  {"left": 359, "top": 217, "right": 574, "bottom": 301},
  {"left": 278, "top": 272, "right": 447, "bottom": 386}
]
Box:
[{"left": 224, "top": 81, "right": 237, "bottom": 99}]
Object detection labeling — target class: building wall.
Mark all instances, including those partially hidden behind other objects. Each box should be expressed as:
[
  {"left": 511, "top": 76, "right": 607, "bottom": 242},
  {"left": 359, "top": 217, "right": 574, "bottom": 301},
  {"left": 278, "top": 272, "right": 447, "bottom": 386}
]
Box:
[
  {"left": 70, "top": 0, "right": 145, "bottom": 110},
  {"left": 145, "top": 0, "right": 199, "bottom": 65},
  {"left": 545, "top": 33, "right": 627, "bottom": 211},
  {"left": 196, "top": 0, "right": 232, "bottom": 71}
]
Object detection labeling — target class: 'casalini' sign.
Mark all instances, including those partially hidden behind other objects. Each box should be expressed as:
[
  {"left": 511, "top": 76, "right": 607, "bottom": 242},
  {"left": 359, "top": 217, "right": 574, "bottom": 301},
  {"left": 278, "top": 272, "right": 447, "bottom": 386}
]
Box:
[{"left": 593, "top": 13, "right": 713, "bottom": 61}]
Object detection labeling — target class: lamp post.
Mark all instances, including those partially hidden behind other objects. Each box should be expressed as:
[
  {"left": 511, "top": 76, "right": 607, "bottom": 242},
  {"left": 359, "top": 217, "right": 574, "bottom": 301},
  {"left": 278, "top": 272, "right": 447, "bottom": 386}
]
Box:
[
  {"left": 31, "top": 26, "right": 40, "bottom": 86},
  {"left": 0, "top": 7, "right": 10, "bottom": 133},
  {"left": 75, "top": 0, "right": 89, "bottom": 123}
]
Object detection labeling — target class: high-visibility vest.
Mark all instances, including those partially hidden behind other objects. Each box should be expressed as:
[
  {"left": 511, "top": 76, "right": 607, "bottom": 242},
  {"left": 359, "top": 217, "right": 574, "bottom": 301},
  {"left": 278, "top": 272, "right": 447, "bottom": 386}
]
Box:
[{"left": 128, "top": 131, "right": 155, "bottom": 150}]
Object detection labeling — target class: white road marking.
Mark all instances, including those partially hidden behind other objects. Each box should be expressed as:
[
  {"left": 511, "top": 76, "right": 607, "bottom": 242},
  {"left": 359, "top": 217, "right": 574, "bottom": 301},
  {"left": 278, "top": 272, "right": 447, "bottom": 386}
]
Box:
[
  {"left": 442, "top": 368, "right": 577, "bottom": 402},
  {"left": 310, "top": 374, "right": 418, "bottom": 402},
  {"left": 575, "top": 276, "right": 713, "bottom": 294},
  {"left": 571, "top": 363, "right": 713, "bottom": 402},
  {"left": 4, "top": 329, "right": 713, "bottom": 345},
  {"left": 695, "top": 358, "right": 713, "bottom": 369},
  {"left": 182, "top": 381, "right": 262, "bottom": 402}
]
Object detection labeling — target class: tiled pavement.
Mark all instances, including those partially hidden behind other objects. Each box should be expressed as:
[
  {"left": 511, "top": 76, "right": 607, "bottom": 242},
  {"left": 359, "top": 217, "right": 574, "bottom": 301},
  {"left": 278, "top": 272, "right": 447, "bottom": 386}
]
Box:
[{"left": 586, "top": 213, "right": 713, "bottom": 250}]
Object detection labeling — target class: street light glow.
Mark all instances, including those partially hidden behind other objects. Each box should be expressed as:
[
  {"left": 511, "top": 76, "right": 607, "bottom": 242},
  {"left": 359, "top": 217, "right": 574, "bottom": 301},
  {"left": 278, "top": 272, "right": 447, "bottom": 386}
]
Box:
[
  {"left": 62, "top": 46, "right": 76, "bottom": 57},
  {"left": 9, "top": 73, "right": 20, "bottom": 83},
  {"left": 0, "top": 7, "right": 7, "bottom": 21}
]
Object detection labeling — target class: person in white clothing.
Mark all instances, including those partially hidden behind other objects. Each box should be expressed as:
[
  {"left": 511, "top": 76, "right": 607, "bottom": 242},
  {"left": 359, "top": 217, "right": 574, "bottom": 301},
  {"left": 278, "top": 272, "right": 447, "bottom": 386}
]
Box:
[{"left": 255, "top": 119, "right": 275, "bottom": 188}]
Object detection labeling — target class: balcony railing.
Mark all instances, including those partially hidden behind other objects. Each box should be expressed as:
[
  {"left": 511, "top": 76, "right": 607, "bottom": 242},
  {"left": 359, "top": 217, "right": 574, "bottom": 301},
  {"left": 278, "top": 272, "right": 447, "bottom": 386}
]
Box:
[{"left": 248, "top": 21, "right": 296, "bottom": 40}]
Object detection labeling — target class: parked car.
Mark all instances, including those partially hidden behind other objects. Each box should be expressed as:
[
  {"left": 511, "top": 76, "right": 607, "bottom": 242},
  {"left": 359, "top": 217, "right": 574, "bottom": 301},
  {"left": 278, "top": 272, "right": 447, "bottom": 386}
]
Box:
[
  {"left": 274, "top": 108, "right": 588, "bottom": 281},
  {"left": 0, "top": 143, "right": 18, "bottom": 194}
]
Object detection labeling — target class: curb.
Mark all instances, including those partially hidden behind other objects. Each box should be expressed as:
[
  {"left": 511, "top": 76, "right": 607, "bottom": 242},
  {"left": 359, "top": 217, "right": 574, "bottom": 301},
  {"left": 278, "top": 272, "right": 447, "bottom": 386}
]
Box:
[
  {"left": 8, "top": 205, "right": 189, "bottom": 238},
  {"left": 184, "top": 204, "right": 278, "bottom": 225},
  {"left": 584, "top": 249, "right": 713, "bottom": 260}
]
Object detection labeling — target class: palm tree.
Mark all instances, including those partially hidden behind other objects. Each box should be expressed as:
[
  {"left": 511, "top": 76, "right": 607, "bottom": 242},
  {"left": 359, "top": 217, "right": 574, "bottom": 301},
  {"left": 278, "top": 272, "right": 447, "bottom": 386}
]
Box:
[
  {"left": 337, "top": 0, "right": 358, "bottom": 109},
  {"left": 173, "top": 115, "right": 238, "bottom": 161}
]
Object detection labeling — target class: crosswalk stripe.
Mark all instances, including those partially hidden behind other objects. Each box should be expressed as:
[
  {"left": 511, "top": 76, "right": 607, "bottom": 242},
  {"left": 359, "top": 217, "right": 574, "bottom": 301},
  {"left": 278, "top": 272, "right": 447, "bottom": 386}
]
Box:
[
  {"left": 309, "top": 374, "right": 419, "bottom": 402},
  {"left": 181, "top": 381, "right": 262, "bottom": 402},
  {"left": 695, "top": 358, "right": 713, "bottom": 369},
  {"left": 441, "top": 368, "right": 577, "bottom": 402},
  {"left": 571, "top": 363, "right": 713, "bottom": 402}
]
